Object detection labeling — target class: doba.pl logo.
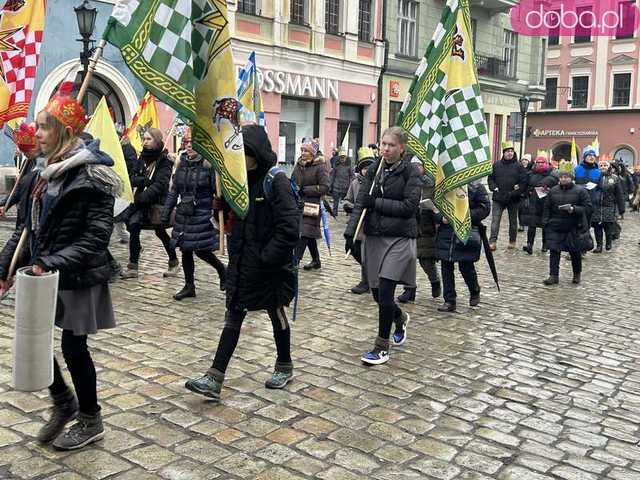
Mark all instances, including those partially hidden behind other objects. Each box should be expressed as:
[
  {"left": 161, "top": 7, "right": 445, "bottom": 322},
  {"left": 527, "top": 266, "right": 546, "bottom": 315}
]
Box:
[{"left": 510, "top": 0, "right": 640, "bottom": 37}]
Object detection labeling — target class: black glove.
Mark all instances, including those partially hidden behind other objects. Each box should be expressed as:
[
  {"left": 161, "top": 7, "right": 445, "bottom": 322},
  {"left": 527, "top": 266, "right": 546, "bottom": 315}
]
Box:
[
  {"left": 362, "top": 193, "right": 376, "bottom": 209},
  {"left": 344, "top": 234, "right": 354, "bottom": 254}
]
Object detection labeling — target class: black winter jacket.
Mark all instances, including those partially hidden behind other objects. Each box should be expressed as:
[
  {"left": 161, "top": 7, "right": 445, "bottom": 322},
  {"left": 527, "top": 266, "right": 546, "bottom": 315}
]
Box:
[
  {"left": 345, "top": 156, "right": 422, "bottom": 239},
  {"left": 592, "top": 172, "right": 625, "bottom": 224},
  {"left": 330, "top": 159, "right": 354, "bottom": 196},
  {"left": 417, "top": 178, "right": 437, "bottom": 259},
  {"left": 520, "top": 168, "right": 559, "bottom": 228},
  {"left": 435, "top": 182, "right": 490, "bottom": 263},
  {"left": 225, "top": 125, "right": 300, "bottom": 311},
  {"left": 0, "top": 142, "right": 118, "bottom": 289},
  {"left": 163, "top": 153, "right": 219, "bottom": 251},
  {"left": 488, "top": 156, "right": 527, "bottom": 205},
  {"left": 543, "top": 182, "right": 592, "bottom": 252},
  {"left": 126, "top": 150, "right": 172, "bottom": 228}
]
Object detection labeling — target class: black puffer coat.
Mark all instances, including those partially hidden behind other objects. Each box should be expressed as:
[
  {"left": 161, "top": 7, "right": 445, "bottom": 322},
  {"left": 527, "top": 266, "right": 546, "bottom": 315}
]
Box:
[
  {"left": 345, "top": 156, "right": 422, "bottom": 239},
  {"left": 543, "top": 182, "right": 593, "bottom": 252},
  {"left": 128, "top": 149, "right": 172, "bottom": 228},
  {"left": 225, "top": 125, "right": 300, "bottom": 311},
  {"left": 520, "top": 168, "right": 559, "bottom": 228},
  {"left": 592, "top": 172, "right": 625, "bottom": 224},
  {"left": 0, "top": 142, "right": 118, "bottom": 290},
  {"left": 435, "top": 182, "right": 490, "bottom": 263},
  {"left": 488, "top": 156, "right": 527, "bottom": 206},
  {"left": 163, "top": 153, "right": 219, "bottom": 251},
  {"left": 292, "top": 156, "right": 329, "bottom": 239},
  {"left": 330, "top": 158, "right": 354, "bottom": 196},
  {"left": 417, "top": 178, "right": 437, "bottom": 259}
]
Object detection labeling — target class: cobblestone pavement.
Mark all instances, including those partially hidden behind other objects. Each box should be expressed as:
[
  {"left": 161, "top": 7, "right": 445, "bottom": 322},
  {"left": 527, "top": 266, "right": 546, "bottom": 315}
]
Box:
[{"left": 2, "top": 213, "right": 640, "bottom": 480}]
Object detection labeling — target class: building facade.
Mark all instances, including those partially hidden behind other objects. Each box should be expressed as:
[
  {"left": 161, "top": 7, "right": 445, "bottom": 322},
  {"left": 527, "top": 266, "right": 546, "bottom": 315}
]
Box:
[
  {"left": 528, "top": 3, "right": 640, "bottom": 167},
  {"left": 381, "top": 0, "right": 546, "bottom": 161}
]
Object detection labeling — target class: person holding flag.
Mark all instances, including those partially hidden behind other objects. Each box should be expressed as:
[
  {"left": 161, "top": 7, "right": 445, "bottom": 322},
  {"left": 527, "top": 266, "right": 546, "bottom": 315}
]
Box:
[{"left": 344, "top": 127, "right": 421, "bottom": 365}]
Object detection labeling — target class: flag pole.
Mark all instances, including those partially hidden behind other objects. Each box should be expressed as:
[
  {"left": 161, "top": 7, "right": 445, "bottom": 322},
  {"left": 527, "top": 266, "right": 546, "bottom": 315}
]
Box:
[
  {"left": 77, "top": 39, "right": 106, "bottom": 103},
  {"left": 344, "top": 157, "right": 385, "bottom": 259},
  {"left": 215, "top": 175, "right": 225, "bottom": 256}
]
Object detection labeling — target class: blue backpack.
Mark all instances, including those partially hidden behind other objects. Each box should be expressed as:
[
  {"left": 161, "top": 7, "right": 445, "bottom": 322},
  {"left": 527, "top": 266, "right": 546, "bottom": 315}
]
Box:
[{"left": 263, "top": 166, "right": 302, "bottom": 209}]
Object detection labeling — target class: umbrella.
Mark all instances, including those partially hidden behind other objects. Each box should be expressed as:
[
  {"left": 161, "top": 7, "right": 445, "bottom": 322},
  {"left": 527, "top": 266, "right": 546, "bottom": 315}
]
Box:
[
  {"left": 291, "top": 259, "right": 299, "bottom": 322},
  {"left": 319, "top": 199, "right": 332, "bottom": 256},
  {"left": 478, "top": 224, "right": 500, "bottom": 291}
]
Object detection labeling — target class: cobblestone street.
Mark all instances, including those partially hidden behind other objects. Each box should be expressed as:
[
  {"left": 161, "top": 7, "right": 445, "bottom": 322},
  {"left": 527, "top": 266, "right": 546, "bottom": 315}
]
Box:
[{"left": 1, "top": 214, "right": 640, "bottom": 480}]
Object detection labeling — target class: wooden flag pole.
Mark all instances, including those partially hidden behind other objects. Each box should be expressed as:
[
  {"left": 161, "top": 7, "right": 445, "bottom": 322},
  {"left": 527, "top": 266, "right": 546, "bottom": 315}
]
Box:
[
  {"left": 77, "top": 40, "right": 106, "bottom": 103},
  {"left": 215, "top": 175, "right": 225, "bottom": 256},
  {"left": 344, "top": 157, "right": 385, "bottom": 260},
  {"left": 2, "top": 154, "right": 31, "bottom": 217}
]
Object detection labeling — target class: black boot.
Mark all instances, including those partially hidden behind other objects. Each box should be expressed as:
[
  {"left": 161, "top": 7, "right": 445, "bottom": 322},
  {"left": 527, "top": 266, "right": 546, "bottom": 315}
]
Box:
[
  {"left": 522, "top": 244, "right": 533, "bottom": 255},
  {"left": 437, "top": 302, "right": 456, "bottom": 312},
  {"left": 543, "top": 276, "right": 559, "bottom": 285},
  {"left": 303, "top": 260, "right": 321, "bottom": 270},
  {"left": 174, "top": 284, "right": 196, "bottom": 301},
  {"left": 350, "top": 281, "right": 369, "bottom": 294},
  {"left": 397, "top": 288, "right": 416, "bottom": 304},
  {"left": 572, "top": 273, "right": 581, "bottom": 284},
  {"left": 431, "top": 281, "right": 442, "bottom": 298},
  {"left": 37, "top": 389, "right": 78, "bottom": 444},
  {"left": 605, "top": 240, "right": 612, "bottom": 251},
  {"left": 469, "top": 290, "right": 481, "bottom": 307}
]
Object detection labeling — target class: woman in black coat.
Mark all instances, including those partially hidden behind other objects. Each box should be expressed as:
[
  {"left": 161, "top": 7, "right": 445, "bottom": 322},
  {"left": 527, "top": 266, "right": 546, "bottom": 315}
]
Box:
[
  {"left": 435, "top": 181, "right": 490, "bottom": 312},
  {"left": 520, "top": 153, "right": 559, "bottom": 254},
  {"left": 344, "top": 127, "right": 422, "bottom": 366},
  {"left": 591, "top": 160, "right": 625, "bottom": 252},
  {"left": 542, "top": 165, "right": 593, "bottom": 285},
  {"left": 0, "top": 105, "right": 121, "bottom": 450},
  {"left": 162, "top": 135, "right": 226, "bottom": 300},
  {"left": 121, "top": 128, "right": 178, "bottom": 279},
  {"left": 185, "top": 125, "right": 300, "bottom": 400}
]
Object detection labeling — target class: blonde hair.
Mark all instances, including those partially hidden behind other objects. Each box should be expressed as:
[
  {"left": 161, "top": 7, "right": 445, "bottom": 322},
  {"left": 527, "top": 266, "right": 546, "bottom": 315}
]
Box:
[
  {"left": 382, "top": 126, "right": 408, "bottom": 146},
  {"left": 36, "top": 110, "right": 80, "bottom": 165},
  {"left": 145, "top": 127, "right": 164, "bottom": 150}
]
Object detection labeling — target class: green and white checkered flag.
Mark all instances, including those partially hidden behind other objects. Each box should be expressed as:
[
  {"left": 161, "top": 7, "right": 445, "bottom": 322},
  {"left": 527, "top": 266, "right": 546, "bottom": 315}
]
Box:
[{"left": 399, "top": 0, "right": 491, "bottom": 242}]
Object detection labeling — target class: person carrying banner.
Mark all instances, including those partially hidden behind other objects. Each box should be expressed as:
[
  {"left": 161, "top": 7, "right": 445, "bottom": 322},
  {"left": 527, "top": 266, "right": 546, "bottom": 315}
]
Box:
[
  {"left": 344, "top": 127, "right": 421, "bottom": 365},
  {"left": 0, "top": 85, "right": 122, "bottom": 450},
  {"left": 184, "top": 125, "right": 300, "bottom": 400},
  {"left": 162, "top": 133, "right": 226, "bottom": 299}
]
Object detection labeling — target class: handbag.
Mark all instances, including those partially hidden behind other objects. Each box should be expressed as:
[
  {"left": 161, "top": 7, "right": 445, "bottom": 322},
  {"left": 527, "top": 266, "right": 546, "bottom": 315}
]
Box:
[
  {"left": 303, "top": 202, "right": 320, "bottom": 217},
  {"left": 567, "top": 210, "right": 594, "bottom": 252},
  {"left": 176, "top": 195, "right": 196, "bottom": 216}
]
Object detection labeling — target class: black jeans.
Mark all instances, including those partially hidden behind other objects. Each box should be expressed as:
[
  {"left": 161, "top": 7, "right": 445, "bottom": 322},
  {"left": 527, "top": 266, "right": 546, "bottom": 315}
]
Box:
[
  {"left": 182, "top": 250, "right": 226, "bottom": 285},
  {"left": 490, "top": 201, "right": 519, "bottom": 243},
  {"left": 332, "top": 192, "right": 343, "bottom": 217},
  {"left": 128, "top": 223, "right": 177, "bottom": 265},
  {"left": 210, "top": 306, "right": 291, "bottom": 376},
  {"left": 49, "top": 330, "right": 99, "bottom": 415},
  {"left": 527, "top": 226, "right": 547, "bottom": 248},
  {"left": 371, "top": 278, "right": 402, "bottom": 344},
  {"left": 593, "top": 223, "right": 613, "bottom": 247},
  {"left": 549, "top": 249, "right": 581, "bottom": 276},
  {"left": 441, "top": 260, "right": 479, "bottom": 304},
  {"left": 296, "top": 237, "right": 320, "bottom": 263}
]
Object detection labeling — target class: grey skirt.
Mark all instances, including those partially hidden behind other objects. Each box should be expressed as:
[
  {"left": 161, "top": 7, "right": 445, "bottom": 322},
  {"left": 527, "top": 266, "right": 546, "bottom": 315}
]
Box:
[
  {"left": 364, "top": 236, "right": 417, "bottom": 289},
  {"left": 55, "top": 283, "right": 116, "bottom": 336}
]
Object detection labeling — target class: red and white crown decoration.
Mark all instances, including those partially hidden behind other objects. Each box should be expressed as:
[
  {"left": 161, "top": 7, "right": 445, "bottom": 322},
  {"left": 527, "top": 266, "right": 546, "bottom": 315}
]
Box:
[
  {"left": 14, "top": 121, "right": 37, "bottom": 153},
  {"left": 43, "top": 66, "right": 87, "bottom": 135}
]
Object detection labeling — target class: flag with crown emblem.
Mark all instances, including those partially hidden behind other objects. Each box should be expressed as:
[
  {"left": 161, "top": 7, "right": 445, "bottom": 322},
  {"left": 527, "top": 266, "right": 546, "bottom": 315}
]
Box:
[
  {"left": 122, "top": 92, "right": 160, "bottom": 153},
  {"left": 398, "top": 0, "right": 491, "bottom": 242},
  {"left": 0, "top": 0, "right": 46, "bottom": 126},
  {"left": 103, "top": 0, "right": 248, "bottom": 217}
]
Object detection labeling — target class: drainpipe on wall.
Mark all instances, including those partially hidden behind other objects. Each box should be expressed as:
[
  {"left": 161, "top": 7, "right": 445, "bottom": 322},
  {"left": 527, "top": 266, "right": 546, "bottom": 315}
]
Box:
[{"left": 375, "top": 0, "right": 388, "bottom": 143}]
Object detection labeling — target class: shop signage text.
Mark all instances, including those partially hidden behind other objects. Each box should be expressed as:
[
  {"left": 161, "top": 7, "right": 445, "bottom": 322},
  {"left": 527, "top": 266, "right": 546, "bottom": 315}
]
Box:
[
  {"left": 257, "top": 69, "right": 339, "bottom": 99},
  {"left": 532, "top": 128, "right": 599, "bottom": 137}
]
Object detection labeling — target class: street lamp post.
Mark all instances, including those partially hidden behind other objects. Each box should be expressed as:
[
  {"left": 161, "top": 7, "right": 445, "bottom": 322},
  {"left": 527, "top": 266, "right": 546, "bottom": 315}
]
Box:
[
  {"left": 518, "top": 96, "right": 530, "bottom": 160},
  {"left": 74, "top": 0, "right": 97, "bottom": 81}
]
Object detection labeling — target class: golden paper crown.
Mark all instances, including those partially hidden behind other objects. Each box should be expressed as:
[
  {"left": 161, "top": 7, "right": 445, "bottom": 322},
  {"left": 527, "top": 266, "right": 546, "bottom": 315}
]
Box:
[
  {"left": 535, "top": 150, "right": 549, "bottom": 162},
  {"left": 502, "top": 140, "right": 515, "bottom": 151},
  {"left": 14, "top": 122, "right": 37, "bottom": 153},
  {"left": 358, "top": 146, "right": 375, "bottom": 162},
  {"left": 44, "top": 95, "right": 87, "bottom": 136},
  {"left": 558, "top": 160, "right": 574, "bottom": 176}
]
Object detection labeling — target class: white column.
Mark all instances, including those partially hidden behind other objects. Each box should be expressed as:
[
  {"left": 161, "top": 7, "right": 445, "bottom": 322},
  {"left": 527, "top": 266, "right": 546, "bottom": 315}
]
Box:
[{"left": 592, "top": 36, "right": 609, "bottom": 109}]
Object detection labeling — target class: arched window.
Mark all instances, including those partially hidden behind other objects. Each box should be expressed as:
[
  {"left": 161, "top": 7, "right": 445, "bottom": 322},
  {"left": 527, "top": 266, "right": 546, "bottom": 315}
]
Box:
[
  {"left": 613, "top": 146, "right": 635, "bottom": 167},
  {"left": 552, "top": 142, "right": 572, "bottom": 162}
]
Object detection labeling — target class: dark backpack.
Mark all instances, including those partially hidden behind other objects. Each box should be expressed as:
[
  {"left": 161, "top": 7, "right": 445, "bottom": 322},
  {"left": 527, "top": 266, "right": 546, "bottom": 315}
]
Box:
[{"left": 263, "top": 166, "right": 304, "bottom": 236}]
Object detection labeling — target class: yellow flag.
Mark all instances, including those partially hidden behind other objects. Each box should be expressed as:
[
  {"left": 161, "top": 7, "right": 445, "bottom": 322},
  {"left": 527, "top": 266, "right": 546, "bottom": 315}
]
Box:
[
  {"left": 85, "top": 97, "right": 134, "bottom": 204},
  {"left": 123, "top": 93, "right": 159, "bottom": 154},
  {"left": 570, "top": 137, "right": 578, "bottom": 166}
]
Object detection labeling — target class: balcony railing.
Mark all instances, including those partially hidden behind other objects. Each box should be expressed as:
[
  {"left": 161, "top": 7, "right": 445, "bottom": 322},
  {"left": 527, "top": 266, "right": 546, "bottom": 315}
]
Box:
[{"left": 475, "top": 54, "right": 515, "bottom": 80}]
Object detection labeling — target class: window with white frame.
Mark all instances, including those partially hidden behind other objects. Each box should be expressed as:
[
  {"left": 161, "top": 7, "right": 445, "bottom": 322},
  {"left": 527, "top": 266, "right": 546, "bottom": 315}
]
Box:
[
  {"left": 612, "top": 72, "right": 632, "bottom": 106},
  {"left": 238, "top": 0, "right": 258, "bottom": 15},
  {"left": 397, "top": 0, "right": 418, "bottom": 57},
  {"left": 572, "top": 76, "right": 589, "bottom": 108},
  {"left": 325, "top": 0, "right": 340, "bottom": 34},
  {"left": 617, "top": 0, "right": 636, "bottom": 39},
  {"left": 503, "top": 30, "right": 518, "bottom": 78},
  {"left": 290, "top": 0, "right": 308, "bottom": 25},
  {"left": 358, "top": 0, "right": 372, "bottom": 41},
  {"left": 544, "top": 77, "right": 558, "bottom": 109}
]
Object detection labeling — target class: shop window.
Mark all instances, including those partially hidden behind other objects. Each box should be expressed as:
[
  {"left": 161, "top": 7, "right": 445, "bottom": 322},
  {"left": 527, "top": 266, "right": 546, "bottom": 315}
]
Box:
[
  {"left": 617, "top": 0, "right": 636, "bottom": 39},
  {"left": 544, "top": 78, "right": 558, "bottom": 109},
  {"left": 389, "top": 101, "right": 403, "bottom": 126},
  {"left": 237, "top": 0, "right": 258, "bottom": 15},
  {"left": 290, "top": 0, "right": 308, "bottom": 25},
  {"left": 574, "top": 6, "right": 591, "bottom": 43},
  {"left": 339, "top": 103, "right": 364, "bottom": 158},
  {"left": 280, "top": 97, "right": 319, "bottom": 165},
  {"left": 397, "top": 0, "right": 418, "bottom": 57},
  {"left": 358, "top": 0, "right": 372, "bottom": 41},
  {"left": 613, "top": 73, "right": 632, "bottom": 106},
  {"left": 548, "top": 10, "right": 560, "bottom": 46},
  {"left": 503, "top": 29, "right": 518, "bottom": 78},
  {"left": 614, "top": 146, "right": 635, "bottom": 167},
  {"left": 572, "top": 76, "right": 589, "bottom": 108},
  {"left": 325, "top": 0, "right": 340, "bottom": 34}
]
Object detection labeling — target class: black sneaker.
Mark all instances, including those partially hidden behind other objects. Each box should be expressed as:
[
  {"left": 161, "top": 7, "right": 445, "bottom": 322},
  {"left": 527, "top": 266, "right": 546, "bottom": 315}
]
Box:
[
  {"left": 522, "top": 244, "right": 533, "bottom": 255},
  {"left": 52, "top": 411, "right": 104, "bottom": 451},
  {"left": 437, "top": 302, "right": 456, "bottom": 312},
  {"left": 543, "top": 276, "right": 559, "bottom": 285},
  {"left": 37, "top": 390, "right": 78, "bottom": 444},
  {"left": 469, "top": 291, "right": 480, "bottom": 307},
  {"left": 174, "top": 284, "right": 196, "bottom": 301},
  {"left": 397, "top": 288, "right": 416, "bottom": 304},
  {"left": 303, "top": 260, "right": 321, "bottom": 270},
  {"left": 350, "top": 282, "right": 369, "bottom": 294}
]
